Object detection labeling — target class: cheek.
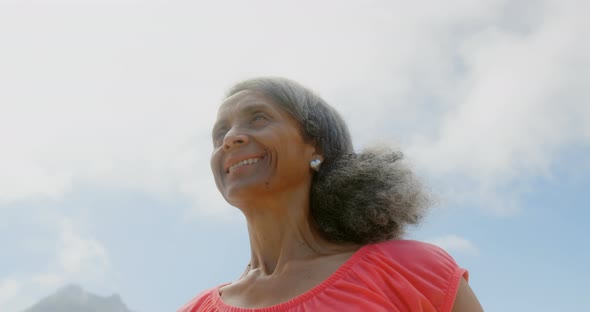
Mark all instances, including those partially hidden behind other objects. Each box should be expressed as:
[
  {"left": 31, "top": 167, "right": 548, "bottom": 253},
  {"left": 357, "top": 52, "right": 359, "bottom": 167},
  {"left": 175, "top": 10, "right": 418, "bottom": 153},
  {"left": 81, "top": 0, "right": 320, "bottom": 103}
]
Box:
[
  {"left": 210, "top": 151, "right": 222, "bottom": 179},
  {"left": 278, "top": 146, "right": 313, "bottom": 176},
  {"left": 210, "top": 154, "right": 226, "bottom": 194}
]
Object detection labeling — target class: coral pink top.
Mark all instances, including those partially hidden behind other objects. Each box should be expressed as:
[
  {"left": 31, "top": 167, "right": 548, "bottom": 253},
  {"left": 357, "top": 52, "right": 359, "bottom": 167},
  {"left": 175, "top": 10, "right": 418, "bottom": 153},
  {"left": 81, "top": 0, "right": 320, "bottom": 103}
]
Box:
[{"left": 178, "top": 240, "right": 468, "bottom": 312}]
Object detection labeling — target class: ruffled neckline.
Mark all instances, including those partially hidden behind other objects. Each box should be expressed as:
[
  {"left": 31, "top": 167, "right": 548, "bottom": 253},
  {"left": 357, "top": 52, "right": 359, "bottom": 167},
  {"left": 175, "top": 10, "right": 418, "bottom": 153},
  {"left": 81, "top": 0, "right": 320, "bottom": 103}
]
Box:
[{"left": 210, "top": 243, "right": 375, "bottom": 312}]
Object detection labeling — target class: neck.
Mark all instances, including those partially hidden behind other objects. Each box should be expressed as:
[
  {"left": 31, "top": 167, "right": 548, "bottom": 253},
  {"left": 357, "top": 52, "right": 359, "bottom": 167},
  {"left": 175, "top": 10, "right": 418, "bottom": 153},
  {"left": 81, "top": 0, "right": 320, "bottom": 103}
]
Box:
[{"left": 238, "top": 184, "right": 347, "bottom": 276}]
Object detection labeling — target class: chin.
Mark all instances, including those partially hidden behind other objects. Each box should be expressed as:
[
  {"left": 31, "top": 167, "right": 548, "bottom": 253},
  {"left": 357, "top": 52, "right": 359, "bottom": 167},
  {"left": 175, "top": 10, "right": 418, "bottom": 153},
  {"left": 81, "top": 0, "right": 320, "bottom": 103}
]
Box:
[{"left": 222, "top": 183, "right": 267, "bottom": 206}]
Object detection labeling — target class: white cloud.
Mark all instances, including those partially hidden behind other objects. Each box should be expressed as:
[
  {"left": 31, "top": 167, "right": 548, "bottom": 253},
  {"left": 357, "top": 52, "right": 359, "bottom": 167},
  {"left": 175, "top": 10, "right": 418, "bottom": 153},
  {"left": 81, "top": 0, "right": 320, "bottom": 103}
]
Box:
[
  {"left": 0, "top": 0, "right": 587, "bottom": 217},
  {"left": 404, "top": 0, "right": 590, "bottom": 214},
  {"left": 412, "top": 2, "right": 588, "bottom": 177},
  {"left": 57, "top": 218, "right": 109, "bottom": 276},
  {"left": 0, "top": 279, "right": 21, "bottom": 306},
  {"left": 30, "top": 273, "right": 65, "bottom": 289},
  {"left": 428, "top": 234, "right": 479, "bottom": 256}
]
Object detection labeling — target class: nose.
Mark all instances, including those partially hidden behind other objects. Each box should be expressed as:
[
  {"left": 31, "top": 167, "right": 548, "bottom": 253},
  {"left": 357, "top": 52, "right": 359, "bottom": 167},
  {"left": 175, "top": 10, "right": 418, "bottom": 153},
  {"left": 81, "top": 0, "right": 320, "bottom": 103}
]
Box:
[{"left": 223, "top": 128, "right": 249, "bottom": 150}]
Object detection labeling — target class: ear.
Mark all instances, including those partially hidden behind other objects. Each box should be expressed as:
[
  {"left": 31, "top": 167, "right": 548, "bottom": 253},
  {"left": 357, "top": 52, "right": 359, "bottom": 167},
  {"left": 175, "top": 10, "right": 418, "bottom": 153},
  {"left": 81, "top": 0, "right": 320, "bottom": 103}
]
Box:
[{"left": 307, "top": 138, "right": 323, "bottom": 161}]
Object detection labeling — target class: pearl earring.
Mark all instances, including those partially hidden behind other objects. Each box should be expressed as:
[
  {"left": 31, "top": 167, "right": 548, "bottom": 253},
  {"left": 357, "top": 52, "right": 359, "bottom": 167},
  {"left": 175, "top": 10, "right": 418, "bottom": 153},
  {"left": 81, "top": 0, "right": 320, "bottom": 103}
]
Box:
[{"left": 310, "top": 159, "right": 322, "bottom": 171}]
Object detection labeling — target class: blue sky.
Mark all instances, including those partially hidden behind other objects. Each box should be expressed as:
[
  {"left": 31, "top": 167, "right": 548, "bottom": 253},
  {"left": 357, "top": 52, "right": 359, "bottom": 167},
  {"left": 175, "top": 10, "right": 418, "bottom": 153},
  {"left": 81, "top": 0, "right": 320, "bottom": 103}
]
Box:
[{"left": 1, "top": 0, "right": 589, "bottom": 311}]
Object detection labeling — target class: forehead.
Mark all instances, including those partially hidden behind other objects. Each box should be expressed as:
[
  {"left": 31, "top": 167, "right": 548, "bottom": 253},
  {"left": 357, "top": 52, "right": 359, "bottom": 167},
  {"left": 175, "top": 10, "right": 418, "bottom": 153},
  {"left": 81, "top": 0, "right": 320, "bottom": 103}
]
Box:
[{"left": 217, "top": 90, "right": 283, "bottom": 119}]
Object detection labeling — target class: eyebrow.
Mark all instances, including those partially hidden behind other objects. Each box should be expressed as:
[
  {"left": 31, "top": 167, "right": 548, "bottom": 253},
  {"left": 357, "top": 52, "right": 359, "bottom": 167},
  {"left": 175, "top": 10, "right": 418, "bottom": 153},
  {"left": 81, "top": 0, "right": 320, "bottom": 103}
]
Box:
[{"left": 239, "top": 103, "right": 272, "bottom": 115}]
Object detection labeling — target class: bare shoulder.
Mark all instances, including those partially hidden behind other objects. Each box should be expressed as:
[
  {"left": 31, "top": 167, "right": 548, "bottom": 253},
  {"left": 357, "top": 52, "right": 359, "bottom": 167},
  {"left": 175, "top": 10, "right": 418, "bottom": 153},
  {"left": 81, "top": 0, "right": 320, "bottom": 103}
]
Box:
[{"left": 451, "top": 277, "right": 484, "bottom": 312}]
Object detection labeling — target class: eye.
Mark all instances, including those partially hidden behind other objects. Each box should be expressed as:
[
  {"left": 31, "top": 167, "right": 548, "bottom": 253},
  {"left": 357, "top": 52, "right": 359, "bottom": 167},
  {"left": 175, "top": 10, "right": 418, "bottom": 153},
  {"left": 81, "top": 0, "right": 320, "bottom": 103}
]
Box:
[{"left": 251, "top": 112, "right": 269, "bottom": 124}]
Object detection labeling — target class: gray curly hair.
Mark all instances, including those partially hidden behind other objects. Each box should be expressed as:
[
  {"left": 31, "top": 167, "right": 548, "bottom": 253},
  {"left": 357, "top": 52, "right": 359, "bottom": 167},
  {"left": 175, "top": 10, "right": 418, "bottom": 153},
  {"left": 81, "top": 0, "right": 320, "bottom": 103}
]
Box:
[{"left": 226, "top": 77, "right": 430, "bottom": 244}]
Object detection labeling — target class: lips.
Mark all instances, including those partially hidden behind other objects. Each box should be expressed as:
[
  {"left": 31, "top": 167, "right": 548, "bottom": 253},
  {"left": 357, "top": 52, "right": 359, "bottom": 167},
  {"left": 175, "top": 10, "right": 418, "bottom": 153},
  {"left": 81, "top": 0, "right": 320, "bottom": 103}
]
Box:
[
  {"left": 224, "top": 153, "right": 266, "bottom": 173},
  {"left": 228, "top": 157, "right": 260, "bottom": 172}
]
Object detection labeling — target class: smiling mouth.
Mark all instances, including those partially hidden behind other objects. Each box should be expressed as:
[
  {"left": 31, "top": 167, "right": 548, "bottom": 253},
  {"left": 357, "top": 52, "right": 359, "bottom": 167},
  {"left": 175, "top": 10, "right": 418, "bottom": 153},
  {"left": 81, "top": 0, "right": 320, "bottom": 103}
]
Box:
[{"left": 227, "top": 157, "right": 262, "bottom": 173}]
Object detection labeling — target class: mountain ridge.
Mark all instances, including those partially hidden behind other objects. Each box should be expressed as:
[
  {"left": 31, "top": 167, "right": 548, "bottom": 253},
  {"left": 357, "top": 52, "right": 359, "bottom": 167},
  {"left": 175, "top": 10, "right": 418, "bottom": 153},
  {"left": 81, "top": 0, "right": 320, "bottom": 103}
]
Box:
[{"left": 21, "top": 284, "right": 133, "bottom": 312}]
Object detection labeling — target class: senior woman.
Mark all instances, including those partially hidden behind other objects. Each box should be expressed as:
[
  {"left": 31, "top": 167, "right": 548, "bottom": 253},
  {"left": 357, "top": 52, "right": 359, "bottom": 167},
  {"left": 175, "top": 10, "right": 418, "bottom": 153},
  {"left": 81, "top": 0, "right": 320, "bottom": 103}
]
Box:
[{"left": 179, "top": 77, "right": 483, "bottom": 312}]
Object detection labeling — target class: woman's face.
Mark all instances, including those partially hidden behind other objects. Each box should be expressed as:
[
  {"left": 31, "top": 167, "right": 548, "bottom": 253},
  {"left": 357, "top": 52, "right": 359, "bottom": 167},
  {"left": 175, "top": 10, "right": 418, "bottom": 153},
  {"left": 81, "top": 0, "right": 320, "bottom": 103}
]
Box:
[{"left": 210, "top": 90, "right": 319, "bottom": 205}]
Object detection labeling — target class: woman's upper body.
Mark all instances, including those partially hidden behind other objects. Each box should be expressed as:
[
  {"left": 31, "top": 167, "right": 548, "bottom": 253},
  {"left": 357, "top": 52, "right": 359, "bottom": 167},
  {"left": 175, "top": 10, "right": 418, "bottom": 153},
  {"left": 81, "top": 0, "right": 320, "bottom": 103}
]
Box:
[{"left": 182, "top": 77, "right": 483, "bottom": 311}]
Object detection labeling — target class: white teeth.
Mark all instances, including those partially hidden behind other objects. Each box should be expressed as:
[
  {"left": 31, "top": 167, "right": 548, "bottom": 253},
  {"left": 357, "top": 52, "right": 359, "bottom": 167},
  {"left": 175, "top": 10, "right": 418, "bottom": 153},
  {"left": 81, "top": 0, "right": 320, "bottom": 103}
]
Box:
[{"left": 228, "top": 158, "right": 260, "bottom": 172}]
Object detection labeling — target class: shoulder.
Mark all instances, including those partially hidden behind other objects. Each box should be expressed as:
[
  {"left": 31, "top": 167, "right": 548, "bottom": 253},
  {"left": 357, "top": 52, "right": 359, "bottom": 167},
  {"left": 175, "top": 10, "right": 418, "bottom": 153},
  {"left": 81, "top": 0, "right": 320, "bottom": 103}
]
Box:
[
  {"left": 372, "top": 238, "right": 448, "bottom": 254},
  {"left": 177, "top": 287, "right": 216, "bottom": 312},
  {"left": 361, "top": 240, "right": 469, "bottom": 312},
  {"left": 371, "top": 239, "right": 464, "bottom": 270}
]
